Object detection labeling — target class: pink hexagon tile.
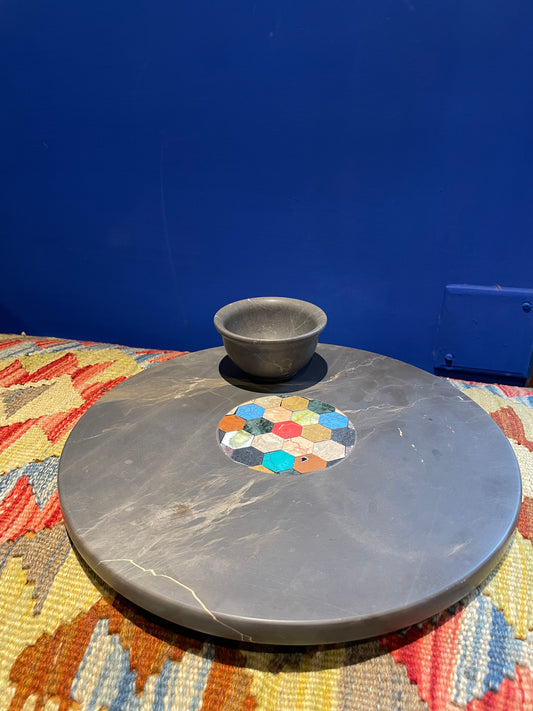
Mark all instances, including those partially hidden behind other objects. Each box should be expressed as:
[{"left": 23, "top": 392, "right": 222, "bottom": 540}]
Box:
[{"left": 218, "top": 396, "right": 355, "bottom": 475}]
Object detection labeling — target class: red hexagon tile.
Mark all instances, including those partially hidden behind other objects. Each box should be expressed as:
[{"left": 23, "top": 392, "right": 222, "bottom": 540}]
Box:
[{"left": 218, "top": 397, "right": 355, "bottom": 475}]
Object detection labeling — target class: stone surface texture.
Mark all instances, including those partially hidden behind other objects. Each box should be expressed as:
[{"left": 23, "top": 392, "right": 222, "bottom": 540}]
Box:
[
  {"left": 213, "top": 296, "right": 327, "bottom": 380},
  {"left": 58, "top": 345, "right": 521, "bottom": 645}
]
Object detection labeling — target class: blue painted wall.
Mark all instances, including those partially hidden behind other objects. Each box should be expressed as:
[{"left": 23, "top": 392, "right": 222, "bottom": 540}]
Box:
[{"left": 2, "top": 0, "right": 532, "bottom": 372}]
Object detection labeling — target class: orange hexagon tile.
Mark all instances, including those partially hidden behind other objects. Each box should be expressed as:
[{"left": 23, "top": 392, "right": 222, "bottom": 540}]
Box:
[
  {"left": 217, "top": 397, "right": 355, "bottom": 474},
  {"left": 218, "top": 414, "right": 246, "bottom": 433},
  {"left": 293, "top": 453, "right": 328, "bottom": 474}
]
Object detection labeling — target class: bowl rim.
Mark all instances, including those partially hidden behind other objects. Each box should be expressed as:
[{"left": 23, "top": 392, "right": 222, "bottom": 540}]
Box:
[{"left": 213, "top": 296, "right": 327, "bottom": 345}]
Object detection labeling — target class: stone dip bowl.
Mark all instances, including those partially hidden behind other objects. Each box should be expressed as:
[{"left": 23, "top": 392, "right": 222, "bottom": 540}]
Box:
[{"left": 214, "top": 296, "right": 327, "bottom": 381}]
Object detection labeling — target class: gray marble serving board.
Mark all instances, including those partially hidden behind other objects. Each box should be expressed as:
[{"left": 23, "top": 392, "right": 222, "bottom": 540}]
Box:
[{"left": 58, "top": 345, "right": 521, "bottom": 645}]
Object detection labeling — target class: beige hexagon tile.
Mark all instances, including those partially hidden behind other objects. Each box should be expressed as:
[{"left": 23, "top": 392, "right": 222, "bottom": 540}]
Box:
[
  {"left": 253, "top": 432, "right": 285, "bottom": 453},
  {"left": 252, "top": 395, "right": 282, "bottom": 409},
  {"left": 282, "top": 438, "right": 314, "bottom": 456},
  {"left": 263, "top": 407, "right": 293, "bottom": 423},
  {"left": 313, "top": 439, "right": 346, "bottom": 461}
]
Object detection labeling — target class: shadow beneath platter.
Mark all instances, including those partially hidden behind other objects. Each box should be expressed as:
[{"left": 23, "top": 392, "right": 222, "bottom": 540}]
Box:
[
  {"left": 218, "top": 353, "right": 329, "bottom": 393},
  {"left": 68, "top": 532, "right": 464, "bottom": 669}
]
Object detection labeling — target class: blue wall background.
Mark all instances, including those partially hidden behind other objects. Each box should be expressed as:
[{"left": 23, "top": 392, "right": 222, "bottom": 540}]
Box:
[{"left": 2, "top": 0, "right": 532, "bottom": 372}]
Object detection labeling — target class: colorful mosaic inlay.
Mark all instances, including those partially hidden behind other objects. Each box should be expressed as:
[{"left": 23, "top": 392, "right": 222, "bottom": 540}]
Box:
[{"left": 218, "top": 395, "right": 356, "bottom": 475}]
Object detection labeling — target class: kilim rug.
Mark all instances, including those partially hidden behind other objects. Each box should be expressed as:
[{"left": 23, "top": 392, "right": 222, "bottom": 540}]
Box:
[{"left": 0, "top": 333, "right": 532, "bottom": 711}]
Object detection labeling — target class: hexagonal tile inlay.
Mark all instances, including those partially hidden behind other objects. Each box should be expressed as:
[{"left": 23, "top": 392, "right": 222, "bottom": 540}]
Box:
[{"left": 218, "top": 395, "right": 356, "bottom": 475}]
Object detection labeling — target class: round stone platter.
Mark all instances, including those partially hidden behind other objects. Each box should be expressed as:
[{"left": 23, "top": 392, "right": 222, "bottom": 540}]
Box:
[{"left": 57, "top": 345, "right": 522, "bottom": 645}]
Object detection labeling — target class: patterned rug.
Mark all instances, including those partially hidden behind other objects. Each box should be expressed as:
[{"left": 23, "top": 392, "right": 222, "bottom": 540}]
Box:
[{"left": 0, "top": 333, "right": 532, "bottom": 711}]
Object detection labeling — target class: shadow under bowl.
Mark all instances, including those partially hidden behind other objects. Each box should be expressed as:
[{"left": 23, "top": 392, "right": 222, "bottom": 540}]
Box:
[{"left": 213, "top": 297, "right": 327, "bottom": 381}]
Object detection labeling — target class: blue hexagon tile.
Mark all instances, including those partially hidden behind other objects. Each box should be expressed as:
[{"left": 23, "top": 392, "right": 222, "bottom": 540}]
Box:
[{"left": 218, "top": 395, "right": 356, "bottom": 475}]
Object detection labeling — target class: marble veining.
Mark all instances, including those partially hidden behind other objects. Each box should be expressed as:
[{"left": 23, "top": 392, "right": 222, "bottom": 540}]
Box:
[
  {"left": 100, "top": 557, "right": 253, "bottom": 642},
  {"left": 57, "top": 345, "right": 522, "bottom": 645},
  {"left": 218, "top": 396, "right": 356, "bottom": 474}
]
